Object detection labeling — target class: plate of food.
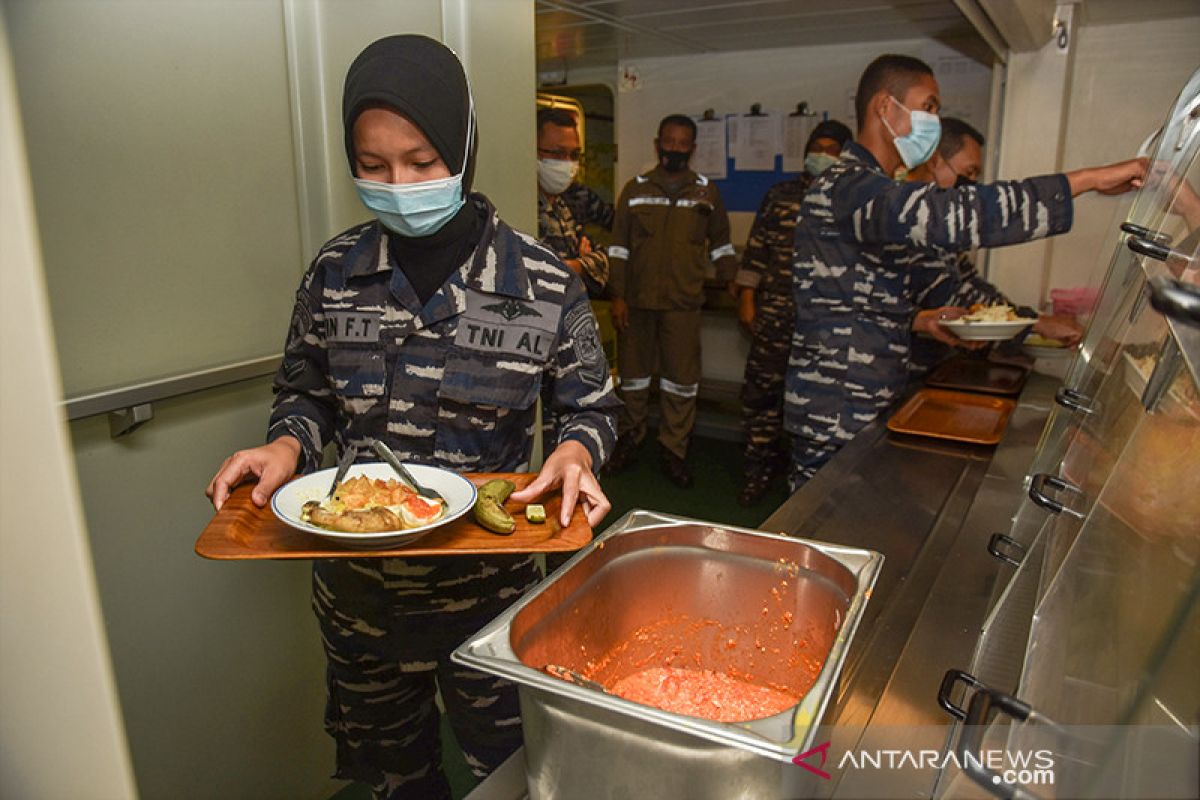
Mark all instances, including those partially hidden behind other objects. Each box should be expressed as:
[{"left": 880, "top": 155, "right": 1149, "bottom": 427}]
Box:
[
  {"left": 940, "top": 304, "right": 1037, "bottom": 341},
  {"left": 271, "top": 462, "right": 478, "bottom": 548}
]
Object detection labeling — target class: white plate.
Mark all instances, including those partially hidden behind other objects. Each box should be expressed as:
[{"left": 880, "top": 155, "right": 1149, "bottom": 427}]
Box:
[
  {"left": 271, "top": 462, "right": 478, "bottom": 549},
  {"left": 940, "top": 318, "right": 1036, "bottom": 341}
]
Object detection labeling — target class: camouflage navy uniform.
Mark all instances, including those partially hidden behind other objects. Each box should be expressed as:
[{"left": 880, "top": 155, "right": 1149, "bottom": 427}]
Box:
[
  {"left": 787, "top": 141, "right": 1073, "bottom": 487},
  {"left": 537, "top": 191, "right": 609, "bottom": 298},
  {"left": 269, "top": 195, "right": 619, "bottom": 799},
  {"left": 560, "top": 181, "right": 614, "bottom": 232},
  {"left": 734, "top": 175, "right": 811, "bottom": 489},
  {"left": 909, "top": 250, "right": 1033, "bottom": 374}
]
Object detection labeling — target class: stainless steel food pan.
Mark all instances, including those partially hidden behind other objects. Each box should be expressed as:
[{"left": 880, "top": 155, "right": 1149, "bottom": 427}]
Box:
[{"left": 453, "top": 510, "right": 883, "bottom": 799}]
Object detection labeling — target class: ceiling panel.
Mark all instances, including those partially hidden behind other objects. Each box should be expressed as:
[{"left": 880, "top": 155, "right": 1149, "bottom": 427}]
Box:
[{"left": 535, "top": 0, "right": 981, "bottom": 71}]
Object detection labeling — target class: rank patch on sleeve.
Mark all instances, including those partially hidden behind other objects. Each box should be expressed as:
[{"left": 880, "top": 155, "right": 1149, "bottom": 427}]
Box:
[
  {"left": 564, "top": 302, "right": 606, "bottom": 387},
  {"left": 455, "top": 290, "right": 561, "bottom": 359}
]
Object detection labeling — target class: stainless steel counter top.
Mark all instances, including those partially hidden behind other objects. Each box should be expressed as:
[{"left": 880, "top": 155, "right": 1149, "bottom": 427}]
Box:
[{"left": 467, "top": 373, "right": 1059, "bottom": 800}]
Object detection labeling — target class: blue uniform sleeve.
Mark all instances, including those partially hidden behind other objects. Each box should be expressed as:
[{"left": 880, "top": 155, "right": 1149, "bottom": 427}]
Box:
[
  {"left": 546, "top": 279, "right": 621, "bottom": 468},
  {"left": 266, "top": 264, "right": 335, "bottom": 474},
  {"left": 837, "top": 171, "right": 1074, "bottom": 251}
]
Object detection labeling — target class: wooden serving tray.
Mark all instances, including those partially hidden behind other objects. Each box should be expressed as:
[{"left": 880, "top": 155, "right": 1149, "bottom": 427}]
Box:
[
  {"left": 195, "top": 473, "right": 591, "bottom": 560},
  {"left": 886, "top": 388, "right": 1017, "bottom": 446},
  {"left": 925, "top": 356, "right": 1029, "bottom": 395}
]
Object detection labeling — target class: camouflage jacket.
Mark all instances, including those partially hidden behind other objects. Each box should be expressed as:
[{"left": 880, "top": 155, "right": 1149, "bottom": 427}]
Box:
[
  {"left": 537, "top": 191, "right": 609, "bottom": 298},
  {"left": 268, "top": 194, "right": 620, "bottom": 476},
  {"left": 786, "top": 141, "right": 1072, "bottom": 439},
  {"left": 560, "top": 182, "right": 614, "bottom": 231},
  {"left": 608, "top": 166, "right": 738, "bottom": 310},
  {"left": 735, "top": 175, "right": 812, "bottom": 298},
  {"left": 912, "top": 250, "right": 1012, "bottom": 310}
]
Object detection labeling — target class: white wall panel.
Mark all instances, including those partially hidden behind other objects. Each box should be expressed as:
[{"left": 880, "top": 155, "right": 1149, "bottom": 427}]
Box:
[{"left": 1, "top": 11, "right": 137, "bottom": 797}]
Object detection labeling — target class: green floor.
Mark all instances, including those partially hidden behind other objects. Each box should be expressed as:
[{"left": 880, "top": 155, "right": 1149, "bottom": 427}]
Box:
[{"left": 330, "top": 429, "right": 787, "bottom": 799}]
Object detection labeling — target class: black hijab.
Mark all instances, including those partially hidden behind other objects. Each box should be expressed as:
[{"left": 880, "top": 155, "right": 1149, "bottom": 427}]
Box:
[{"left": 342, "top": 34, "right": 482, "bottom": 303}]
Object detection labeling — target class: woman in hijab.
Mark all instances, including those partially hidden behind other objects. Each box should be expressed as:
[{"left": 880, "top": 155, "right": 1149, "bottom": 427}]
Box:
[{"left": 207, "top": 35, "right": 620, "bottom": 799}]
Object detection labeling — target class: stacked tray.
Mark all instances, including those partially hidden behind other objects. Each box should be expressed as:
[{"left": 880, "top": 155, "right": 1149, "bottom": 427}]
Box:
[{"left": 887, "top": 356, "right": 1028, "bottom": 445}]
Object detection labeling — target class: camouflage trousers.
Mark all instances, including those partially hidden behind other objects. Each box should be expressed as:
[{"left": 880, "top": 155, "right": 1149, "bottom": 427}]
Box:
[
  {"left": 313, "top": 556, "right": 540, "bottom": 799},
  {"left": 788, "top": 436, "right": 842, "bottom": 493},
  {"left": 740, "top": 293, "right": 794, "bottom": 481}
]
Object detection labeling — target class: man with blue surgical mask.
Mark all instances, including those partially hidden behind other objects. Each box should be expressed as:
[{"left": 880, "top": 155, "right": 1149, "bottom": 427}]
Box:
[
  {"left": 784, "top": 53, "right": 1148, "bottom": 490},
  {"left": 535, "top": 106, "right": 609, "bottom": 298}
]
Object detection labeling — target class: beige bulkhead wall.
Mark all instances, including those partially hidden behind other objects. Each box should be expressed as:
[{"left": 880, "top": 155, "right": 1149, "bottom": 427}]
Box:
[
  {"left": 2, "top": 0, "right": 534, "bottom": 797},
  {"left": 986, "top": 10, "right": 1200, "bottom": 309},
  {"left": 0, "top": 12, "right": 137, "bottom": 798}
]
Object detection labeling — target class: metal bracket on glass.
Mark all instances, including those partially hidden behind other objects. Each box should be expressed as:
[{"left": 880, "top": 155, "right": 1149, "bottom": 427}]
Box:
[
  {"left": 1127, "top": 235, "right": 1181, "bottom": 263},
  {"left": 1149, "top": 275, "right": 1200, "bottom": 326},
  {"left": 108, "top": 403, "right": 154, "bottom": 438},
  {"left": 958, "top": 688, "right": 1044, "bottom": 800},
  {"left": 987, "top": 533, "right": 1026, "bottom": 567},
  {"left": 938, "top": 668, "right": 983, "bottom": 721},
  {"left": 1028, "top": 474, "right": 1086, "bottom": 520},
  {"left": 1053, "top": 387, "right": 1096, "bottom": 415},
  {"left": 1120, "top": 222, "right": 1172, "bottom": 245}
]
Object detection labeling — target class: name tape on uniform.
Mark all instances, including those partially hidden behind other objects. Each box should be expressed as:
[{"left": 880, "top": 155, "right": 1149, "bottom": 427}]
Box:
[{"left": 455, "top": 291, "right": 561, "bottom": 359}]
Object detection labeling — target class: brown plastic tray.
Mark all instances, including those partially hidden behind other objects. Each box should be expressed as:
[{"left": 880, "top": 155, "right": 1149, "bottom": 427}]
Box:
[
  {"left": 886, "top": 388, "right": 1017, "bottom": 445},
  {"left": 195, "top": 473, "right": 591, "bottom": 560},
  {"left": 925, "top": 357, "right": 1029, "bottom": 395}
]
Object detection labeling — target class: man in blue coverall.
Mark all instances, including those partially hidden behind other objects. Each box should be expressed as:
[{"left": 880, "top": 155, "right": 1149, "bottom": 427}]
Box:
[{"left": 785, "top": 53, "right": 1146, "bottom": 489}]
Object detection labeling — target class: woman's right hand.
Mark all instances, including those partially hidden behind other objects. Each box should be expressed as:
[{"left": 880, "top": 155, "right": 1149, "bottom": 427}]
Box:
[{"left": 206, "top": 436, "right": 302, "bottom": 511}]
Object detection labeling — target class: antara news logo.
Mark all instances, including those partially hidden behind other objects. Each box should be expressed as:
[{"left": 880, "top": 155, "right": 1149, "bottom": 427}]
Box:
[{"left": 793, "top": 741, "right": 1055, "bottom": 787}]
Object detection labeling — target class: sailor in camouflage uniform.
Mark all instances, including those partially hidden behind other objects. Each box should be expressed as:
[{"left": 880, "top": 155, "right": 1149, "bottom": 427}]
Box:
[
  {"left": 786, "top": 54, "right": 1145, "bottom": 489},
  {"left": 560, "top": 180, "right": 615, "bottom": 233},
  {"left": 734, "top": 120, "right": 852, "bottom": 506},
  {"left": 908, "top": 117, "right": 1083, "bottom": 373},
  {"left": 207, "top": 36, "right": 619, "bottom": 800},
  {"left": 536, "top": 107, "right": 609, "bottom": 298}
]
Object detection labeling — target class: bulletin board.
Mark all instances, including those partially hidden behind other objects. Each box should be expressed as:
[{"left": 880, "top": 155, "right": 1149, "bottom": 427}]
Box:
[{"left": 692, "top": 110, "right": 823, "bottom": 213}]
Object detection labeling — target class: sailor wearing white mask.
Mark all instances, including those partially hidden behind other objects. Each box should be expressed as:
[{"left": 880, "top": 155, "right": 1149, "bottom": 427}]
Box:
[{"left": 535, "top": 106, "right": 609, "bottom": 298}]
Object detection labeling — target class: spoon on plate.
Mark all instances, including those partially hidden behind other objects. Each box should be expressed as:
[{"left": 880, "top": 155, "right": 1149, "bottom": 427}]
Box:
[{"left": 369, "top": 439, "right": 446, "bottom": 505}]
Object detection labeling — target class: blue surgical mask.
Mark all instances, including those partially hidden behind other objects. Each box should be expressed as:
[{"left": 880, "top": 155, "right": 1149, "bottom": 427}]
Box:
[
  {"left": 804, "top": 152, "right": 839, "bottom": 176},
  {"left": 354, "top": 98, "right": 475, "bottom": 237},
  {"left": 882, "top": 95, "right": 941, "bottom": 170}
]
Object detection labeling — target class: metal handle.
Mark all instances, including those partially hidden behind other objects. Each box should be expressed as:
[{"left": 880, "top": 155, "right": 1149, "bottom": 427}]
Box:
[
  {"left": 1028, "top": 474, "right": 1086, "bottom": 520},
  {"left": 958, "top": 689, "right": 1040, "bottom": 800},
  {"left": 1120, "top": 222, "right": 1171, "bottom": 244},
  {"left": 987, "top": 533, "right": 1026, "bottom": 567},
  {"left": 1127, "top": 235, "right": 1173, "bottom": 262},
  {"left": 938, "top": 669, "right": 983, "bottom": 721},
  {"left": 1053, "top": 387, "right": 1095, "bottom": 415},
  {"left": 1149, "top": 275, "right": 1200, "bottom": 325}
]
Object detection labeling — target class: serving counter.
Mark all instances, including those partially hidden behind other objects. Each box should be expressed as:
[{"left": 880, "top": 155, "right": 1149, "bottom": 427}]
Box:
[{"left": 466, "top": 371, "right": 1060, "bottom": 800}]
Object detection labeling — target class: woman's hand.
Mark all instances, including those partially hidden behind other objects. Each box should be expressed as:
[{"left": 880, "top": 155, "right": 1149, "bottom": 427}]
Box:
[
  {"left": 206, "top": 436, "right": 301, "bottom": 511},
  {"left": 510, "top": 440, "right": 611, "bottom": 527}
]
